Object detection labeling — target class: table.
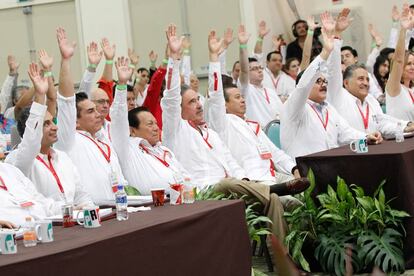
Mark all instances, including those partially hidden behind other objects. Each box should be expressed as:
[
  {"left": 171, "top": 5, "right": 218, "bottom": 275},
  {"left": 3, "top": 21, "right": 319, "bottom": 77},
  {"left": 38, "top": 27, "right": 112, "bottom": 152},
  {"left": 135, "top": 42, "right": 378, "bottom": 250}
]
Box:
[
  {"left": 0, "top": 200, "right": 251, "bottom": 276},
  {"left": 296, "top": 138, "right": 414, "bottom": 268}
]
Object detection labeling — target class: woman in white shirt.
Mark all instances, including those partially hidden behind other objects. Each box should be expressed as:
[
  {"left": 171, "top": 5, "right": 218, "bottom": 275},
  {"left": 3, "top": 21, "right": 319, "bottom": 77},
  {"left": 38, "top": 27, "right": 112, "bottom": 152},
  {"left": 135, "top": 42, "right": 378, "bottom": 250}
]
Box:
[{"left": 386, "top": 5, "right": 414, "bottom": 121}]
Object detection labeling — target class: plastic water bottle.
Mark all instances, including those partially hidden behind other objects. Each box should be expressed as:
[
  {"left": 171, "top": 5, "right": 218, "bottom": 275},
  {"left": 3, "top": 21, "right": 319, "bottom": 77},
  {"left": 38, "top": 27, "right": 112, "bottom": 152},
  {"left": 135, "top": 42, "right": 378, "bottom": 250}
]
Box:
[
  {"left": 395, "top": 122, "right": 405, "bottom": 143},
  {"left": 23, "top": 217, "right": 37, "bottom": 247},
  {"left": 115, "top": 185, "right": 128, "bottom": 221}
]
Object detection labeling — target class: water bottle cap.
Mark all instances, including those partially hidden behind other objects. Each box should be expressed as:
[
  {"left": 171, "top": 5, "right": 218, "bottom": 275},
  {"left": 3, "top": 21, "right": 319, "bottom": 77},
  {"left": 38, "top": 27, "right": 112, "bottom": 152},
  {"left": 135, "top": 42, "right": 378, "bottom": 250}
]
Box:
[{"left": 117, "top": 185, "right": 124, "bottom": 190}]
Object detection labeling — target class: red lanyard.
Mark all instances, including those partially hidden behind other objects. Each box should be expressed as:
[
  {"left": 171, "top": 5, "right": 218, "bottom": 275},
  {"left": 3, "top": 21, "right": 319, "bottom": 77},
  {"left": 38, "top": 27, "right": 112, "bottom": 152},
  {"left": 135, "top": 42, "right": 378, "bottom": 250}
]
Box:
[
  {"left": 36, "top": 154, "right": 64, "bottom": 194},
  {"left": 309, "top": 103, "right": 329, "bottom": 130},
  {"left": 79, "top": 133, "right": 111, "bottom": 163},
  {"left": 246, "top": 120, "right": 261, "bottom": 136},
  {"left": 188, "top": 121, "right": 213, "bottom": 149},
  {"left": 356, "top": 103, "right": 370, "bottom": 130},
  {"left": 267, "top": 70, "right": 280, "bottom": 91},
  {"left": 167, "top": 66, "right": 173, "bottom": 90},
  {"left": 141, "top": 145, "right": 170, "bottom": 168},
  {"left": 269, "top": 159, "right": 276, "bottom": 177},
  {"left": 408, "top": 88, "right": 414, "bottom": 104},
  {"left": 0, "top": 176, "right": 7, "bottom": 191},
  {"left": 263, "top": 88, "right": 270, "bottom": 104}
]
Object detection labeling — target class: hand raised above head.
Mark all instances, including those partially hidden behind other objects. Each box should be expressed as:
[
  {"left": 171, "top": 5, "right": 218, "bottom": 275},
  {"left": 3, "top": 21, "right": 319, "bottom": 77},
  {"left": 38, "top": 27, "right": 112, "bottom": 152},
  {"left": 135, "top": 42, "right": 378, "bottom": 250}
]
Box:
[
  {"left": 166, "top": 24, "right": 184, "bottom": 59},
  {"left": 38, "top": 49, "right": 54, "bottom": 71},
  {"left": 56, "top": 27, "right": 76, "bottom": 59},
  {"left": 128, "top": 48, "right": 139, "bottom": 66},
  {"left": 334, "top": 8, "right": 353, "bottom": 35},
  {"left": 7, "top": 55, "right": 19, "bottom": 75},
  {"left": 115, "top": 56, "right": 134, "bottom": 85},
  {"left": 87, "top": 41, "right": 103, "bottom": 66},
  {"left": 101, "top": 38, "right": 116, "bottom": 60},
  {"left": 257, "top": 20, "right": 270, "bottom": 38},
  {"left": 238, "top": 24, "right": 251, "bottom": 45},
  {"left": 28, "top": 63, "right": 48, "bottom": 95}
]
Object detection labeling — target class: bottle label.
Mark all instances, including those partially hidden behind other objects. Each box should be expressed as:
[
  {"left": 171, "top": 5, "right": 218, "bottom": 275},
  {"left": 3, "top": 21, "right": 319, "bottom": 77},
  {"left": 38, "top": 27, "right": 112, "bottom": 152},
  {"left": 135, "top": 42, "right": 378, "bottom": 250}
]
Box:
[{"left": 116, "top": 195, "right": 127, "bottom": 204}]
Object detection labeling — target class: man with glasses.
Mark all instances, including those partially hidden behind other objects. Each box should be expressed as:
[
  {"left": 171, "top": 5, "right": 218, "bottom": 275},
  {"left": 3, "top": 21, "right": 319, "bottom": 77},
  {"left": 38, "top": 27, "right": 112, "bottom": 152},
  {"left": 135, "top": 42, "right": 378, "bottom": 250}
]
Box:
[
  {"left": 91, "top": 88, "right": 111, "bottom": 142},
  {"left": 238, "top": 24, "right": 283, "bottom": 128},
  {"left": 280, "top": 12, "right": 382, "bottom": 158}
]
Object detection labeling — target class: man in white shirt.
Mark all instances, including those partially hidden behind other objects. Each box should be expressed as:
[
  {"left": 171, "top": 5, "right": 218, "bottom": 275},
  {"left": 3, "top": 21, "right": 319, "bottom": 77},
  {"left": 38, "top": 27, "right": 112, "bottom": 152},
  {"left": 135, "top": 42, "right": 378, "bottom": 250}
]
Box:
[
  {"left": 110, "top": 56, "right": 191, "bottom": 195},
  {"left": 7, "top": 55, "right": 93, "bottom": 209},
  {"left": 327, "top": 37, "right": 414, "bottom": 136},
  {"left": 238, "top": 24, "right": 283, "bottom": 128},
  {"left": 161, "top": 25, "right": 309, "bottom": 241},
  {"left": 91, "top": 88, "right": 111, "bottom": 142},
  {"left": 0, "top": 162, "right": 62, "bottom": 226},
  {"left": 252, "top": 21, "right": 296, "bottom": 102},
  {"left": 281, "top": 12, "right": 382, "bottom": 159},
  {"left": 48, "top": 28, "right": 126, "bottom": 205}
]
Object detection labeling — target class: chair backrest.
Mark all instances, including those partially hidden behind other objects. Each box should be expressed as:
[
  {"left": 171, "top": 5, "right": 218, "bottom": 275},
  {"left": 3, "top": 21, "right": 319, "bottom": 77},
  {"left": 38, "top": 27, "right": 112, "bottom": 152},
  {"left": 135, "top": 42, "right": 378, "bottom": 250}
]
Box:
[{"left": 264, "top": 119, "right": 281, "bottom": 148}]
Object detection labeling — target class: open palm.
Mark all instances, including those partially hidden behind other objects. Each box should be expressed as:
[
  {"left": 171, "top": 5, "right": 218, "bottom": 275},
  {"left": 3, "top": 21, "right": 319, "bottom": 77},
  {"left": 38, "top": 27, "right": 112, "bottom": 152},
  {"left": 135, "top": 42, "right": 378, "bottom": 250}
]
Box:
[
  {"left": 115, "top": 57, "right": 133, "bottom": 84},
  {"left": 28, "top": 63, "right": 48, "bottom": 95},
  {"left": 57, "top": 27, "right": 76, "bottom": 59},
  {"left": 238, "top": 25, "right": 251, "bottom": 44},
  {"left": 208, "top": 31, "right": 223, "bottom": 54}
]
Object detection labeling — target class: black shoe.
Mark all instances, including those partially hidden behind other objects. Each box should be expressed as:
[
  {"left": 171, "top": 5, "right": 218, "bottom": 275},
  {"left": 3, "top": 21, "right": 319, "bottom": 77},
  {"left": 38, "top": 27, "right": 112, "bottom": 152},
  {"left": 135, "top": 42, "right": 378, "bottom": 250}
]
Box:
[{"left": 270, "top": 177, "right": 310, "bottom": 196}]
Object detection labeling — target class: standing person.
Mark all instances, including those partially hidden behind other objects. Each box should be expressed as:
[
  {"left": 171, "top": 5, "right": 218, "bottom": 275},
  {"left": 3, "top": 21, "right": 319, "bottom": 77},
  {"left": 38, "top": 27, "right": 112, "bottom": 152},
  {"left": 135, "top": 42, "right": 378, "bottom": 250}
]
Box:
[
  {"left": 386, "top": 3, "right": 414, "bottom": 121},
  {"left": 286, "top": 19, "right": 322, "bottom": 62}
]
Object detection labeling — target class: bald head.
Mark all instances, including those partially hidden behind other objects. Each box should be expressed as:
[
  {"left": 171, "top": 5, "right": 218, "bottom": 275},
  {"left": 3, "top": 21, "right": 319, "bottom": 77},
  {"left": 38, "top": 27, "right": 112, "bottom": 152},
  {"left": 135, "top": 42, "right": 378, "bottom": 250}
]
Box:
[{"left": 91, "top": 88, "right": 110, "bottom": 119}]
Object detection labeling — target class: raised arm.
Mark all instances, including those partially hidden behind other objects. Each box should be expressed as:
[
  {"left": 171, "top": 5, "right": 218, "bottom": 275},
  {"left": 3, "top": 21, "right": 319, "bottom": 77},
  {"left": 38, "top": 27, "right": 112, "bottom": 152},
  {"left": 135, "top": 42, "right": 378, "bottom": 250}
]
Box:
[
  {"left": 206, "top": 30, "right": 226, "bottom": 136},
  {"left": 218, "top": 28, "right": 234, "bottom": 75},
  {"left": 325, "top": 9, "right": 349, "bottom": 108},
  {"left": 300, "top": 16, "right": 319, "bottom": 71},
  {"left": 160, "top": 24, "right": 184, "bottom": 140},
  {"left": 38, "top": 49, "right": 57, "bottom": 117},
  {"left": 366, "top": 24, "right": 382, "bottom": 73},
  {"left": 8, "top": 63, "right": 48, "bottom": 176},
  {"left": 110, "top": 56, "right": 134, "bottom": 162},
  {"left": 253, "top": 20, "right": 270, "bottom": 66},
  {"left": 386, "top": 4, "right": 412, "bottom": 97},
  {"left": 388, "top": 5, "right": 400, "bottom": 48},
  {"left": 100, "top": 38, "right": 116, "bottom": 81},
  {"left": 181, "top": 37, "right": 191, "bottom": 86},
  {"left": 0, "top": 55, "right": 19, "bottom": 114},
  {"left": 238, "top": 24, "right": 251, "bottom": 89},
  {"left": 54, "top": 27, "right": 77, "bottom": 152},
  {"left": 78, "top": 41, "right": 102, "bottom": 96},
  {"left": 284, "top": 26, "right": 334, "bottom": 121}
]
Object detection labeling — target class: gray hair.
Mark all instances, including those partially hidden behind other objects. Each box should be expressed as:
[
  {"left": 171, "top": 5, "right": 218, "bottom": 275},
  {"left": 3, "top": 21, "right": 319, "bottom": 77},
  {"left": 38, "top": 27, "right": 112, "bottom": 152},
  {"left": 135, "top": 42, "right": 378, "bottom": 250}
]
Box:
[{"left": 343, "top": 63, "right": 367, "bottom": 81}]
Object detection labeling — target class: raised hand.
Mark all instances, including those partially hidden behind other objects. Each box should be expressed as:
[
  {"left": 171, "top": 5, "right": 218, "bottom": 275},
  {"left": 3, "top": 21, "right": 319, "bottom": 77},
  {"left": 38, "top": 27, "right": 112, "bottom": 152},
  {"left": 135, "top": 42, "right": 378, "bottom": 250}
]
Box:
[
  {"left": 400, "top": 3, "right": 413, "bottom": 30},
  {"left": 101, "top": 38, "right": 116, "bottom": 60},
  {"left": 320, "top": 11, "right": 335, "bottom": 35},
  {"left": 208, "top": 30, "right": 224, "bottom": 61},
  {"left": 307, "top": 15, "right": 319, "bottom": 31},
  {"left": 148, "top": 50, "right": 158, "bottom": 64},
  {"left": 56, "top": 27, "right": 76, "bottom": 59},
  {"left": 166, "top": 24, "right": 184, "bottom": 59},
  {"left": 257, "top": 20, "right": 270, "bottom": 38},
  {"left": 392, "top": 5, "right": 400, "bottom": 22},
  {"left": 38, "top": 49, "right": 54, "bottom": 71},
  {"left": 182, "top": 36, "right": 191, "bottom": 50},
  {"left": 238, "top": 24, "right": 251, "bottom": 44},
  {"left": 115, "top": 56, "right": 134, "bottom": 85},
  {"left": 320, "top": 27, "right": 334, "bottom": 60},
  {"left": 28, "top": 63, "right": 48, "bottom": 95},
  {"left": 7, "top": 55, "right": 19, "bottom": 75},
  {"left": 87, "top": 41, "right": 103, "bottom": 66},
  {"left": 368, "top": 24, "right": 383, "bottom": 47},
  {"left": 128, "top": 48, "right": 139, "bottom": 66},
  {"left": 334, "top": 8, "right": 353, "bottom": 35},
  {"left": 271, "top": 35, "right": 283, "bottom": 50},
  {"left": 223, "top": 27, "right": 234, "bottom": 49}
]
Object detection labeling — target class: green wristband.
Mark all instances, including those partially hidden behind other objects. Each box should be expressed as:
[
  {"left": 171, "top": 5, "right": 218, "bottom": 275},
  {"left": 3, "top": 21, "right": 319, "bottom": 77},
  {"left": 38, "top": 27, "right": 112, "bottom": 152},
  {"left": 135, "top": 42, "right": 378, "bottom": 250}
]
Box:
[
  {"left": 150, "top": 62, "right": 156, "bottom": 67},
  {"left": 371, "top": 41, "right": 377, "bottom": 49},
  {"left": 116, "top": 84, "right": 127, "bottom": 90},
  {"left": 307, "top": 30, "right": 314, "bottom": 36},
  {"left": 162, "top": 58, "right": 169, "bottom": 65},
  {"left": 128, "top": 64, "right": 136, "bottom": 69},
  {"left": 256, "top": 37, "right": 263, "bottom": 42},
  {"left": 43, "top": 71, "right": 53, "bottom": 78},
  {"left": 88, "top": 63, "right": 97, "bottom": 69},
  {"left": 183, "top": 49, "right": 190, "bottom": 54},
  {"left": 239, "top": 44, "right": 247, "bottom": 49},
  {"left": 105, "top": 60, "right": 113, "bottom": 65}
]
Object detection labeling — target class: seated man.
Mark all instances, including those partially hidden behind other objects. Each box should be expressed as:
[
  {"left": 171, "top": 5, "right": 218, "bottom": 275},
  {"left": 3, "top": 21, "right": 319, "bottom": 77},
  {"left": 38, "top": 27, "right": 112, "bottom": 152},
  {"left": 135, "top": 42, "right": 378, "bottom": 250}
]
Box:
[
  {"left": 281, "top": 12, "right": 382, "bottom": 158},
  {"left": 326, "top": 30, "right": 414, "bottom": 136},
  {"left": 49, "top": 28, "right": 126, "bottom": 205},
  {"left": 6, "top": 57, "right": 93, "bottom": 208},
  {"left": 110, "top": 56, "right": 190, "bottom": 195},
  {"left": 0, "top": 162, "right": 62, "bottom": 226},
  {"left": 161, "top": 25, "right": 308, "bottom": 241}
]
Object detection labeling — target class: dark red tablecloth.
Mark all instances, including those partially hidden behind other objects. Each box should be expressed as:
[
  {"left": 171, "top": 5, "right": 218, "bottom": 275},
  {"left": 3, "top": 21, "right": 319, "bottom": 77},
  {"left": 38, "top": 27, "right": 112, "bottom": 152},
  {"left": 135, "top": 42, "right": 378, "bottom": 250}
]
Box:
[
  {"left": 0, "top": 200, "right": 251, "bottom": 276},
  {"left": 296, "top": 138, "right": 414, "bottom": 268}
]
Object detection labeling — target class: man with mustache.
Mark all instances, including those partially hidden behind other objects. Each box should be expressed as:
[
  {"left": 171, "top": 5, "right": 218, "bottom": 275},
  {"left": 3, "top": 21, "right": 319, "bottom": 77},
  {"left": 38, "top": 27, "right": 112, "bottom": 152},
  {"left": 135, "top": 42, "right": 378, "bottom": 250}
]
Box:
[
  {"left": 6, "top": 29, "right": 93, "bottom": 208},
  {"left": 280, "top": 11, "right": 382, "bottom": 159}
]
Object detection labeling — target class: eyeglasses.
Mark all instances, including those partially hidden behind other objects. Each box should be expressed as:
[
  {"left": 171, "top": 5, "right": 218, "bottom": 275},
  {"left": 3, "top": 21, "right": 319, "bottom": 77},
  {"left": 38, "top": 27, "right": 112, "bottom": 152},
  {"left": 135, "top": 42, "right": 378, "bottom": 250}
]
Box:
[
  {"left": 94, "top": 99, "right": 110, "bottom": 105},
  {"left": 249, "top": 65, "right": 264, "bottom": 71},
  {"left": 315, "top": 78, "right": 328, "bottom": 85}
]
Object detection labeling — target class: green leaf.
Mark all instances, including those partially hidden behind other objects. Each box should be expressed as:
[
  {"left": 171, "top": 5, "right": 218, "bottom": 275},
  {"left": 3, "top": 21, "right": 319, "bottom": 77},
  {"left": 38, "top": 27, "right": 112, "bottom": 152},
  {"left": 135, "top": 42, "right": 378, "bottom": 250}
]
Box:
[
  {"left": 124, "top": 185, "right": 141, "bottom": 196},
  {"left": 374, "top": 179, "right": 386, "bottom": 198},
  {"left": 336, "top": 177, "right": 349, "bottom": 201},
  {"left": 305, "top": 169, "right": 317, "bottom": 210},
  {"left": 350, "top": 184, "right": 365, "bottom": 197}
]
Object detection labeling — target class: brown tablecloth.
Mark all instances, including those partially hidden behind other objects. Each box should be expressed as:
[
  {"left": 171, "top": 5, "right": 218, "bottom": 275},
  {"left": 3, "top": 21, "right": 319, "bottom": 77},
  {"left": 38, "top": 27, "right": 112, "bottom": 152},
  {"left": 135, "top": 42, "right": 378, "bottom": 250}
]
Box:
[
  {"left": 296, "top": 138, "right": 414, "bottom": 268},
  {"left": 0, "top": 200, "right": 251, "bottom": 276}
]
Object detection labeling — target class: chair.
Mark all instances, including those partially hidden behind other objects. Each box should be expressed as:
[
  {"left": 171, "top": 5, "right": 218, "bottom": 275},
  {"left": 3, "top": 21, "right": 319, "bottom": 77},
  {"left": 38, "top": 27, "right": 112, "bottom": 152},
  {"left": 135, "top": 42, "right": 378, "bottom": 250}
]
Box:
[{"left": 264, "top": 119, "right": 281, "bottom": 148}]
